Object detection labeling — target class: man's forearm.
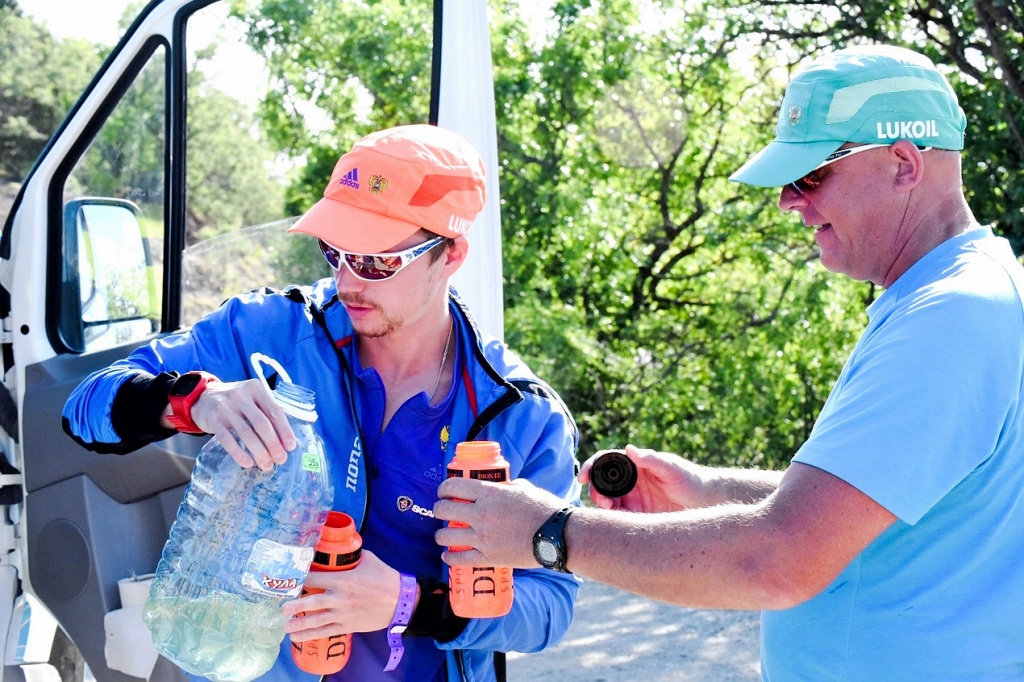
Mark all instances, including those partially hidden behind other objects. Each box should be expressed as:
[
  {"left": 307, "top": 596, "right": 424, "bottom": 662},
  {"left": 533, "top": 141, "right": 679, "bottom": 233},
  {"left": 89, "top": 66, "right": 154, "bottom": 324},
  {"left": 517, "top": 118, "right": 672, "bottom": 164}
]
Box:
[
  {"left": 698, "top": 466, "right": 785, "bottom": 506},
  {"left": 560, "top": 463, "right": 891, "bottom": 611},
  {"left": 563, "top": 500, "right": 796, "bottom": 610}
]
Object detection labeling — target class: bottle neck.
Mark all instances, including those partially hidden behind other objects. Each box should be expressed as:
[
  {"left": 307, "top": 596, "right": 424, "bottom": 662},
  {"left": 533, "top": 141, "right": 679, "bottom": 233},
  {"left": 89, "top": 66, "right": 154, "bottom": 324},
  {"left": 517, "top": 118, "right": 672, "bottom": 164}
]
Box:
[
  {"left": 276, "top": 400, "right": 317, "bottom": 423},
  {"left": 272, "top": 382, "right": 318, "bottom": 422}
]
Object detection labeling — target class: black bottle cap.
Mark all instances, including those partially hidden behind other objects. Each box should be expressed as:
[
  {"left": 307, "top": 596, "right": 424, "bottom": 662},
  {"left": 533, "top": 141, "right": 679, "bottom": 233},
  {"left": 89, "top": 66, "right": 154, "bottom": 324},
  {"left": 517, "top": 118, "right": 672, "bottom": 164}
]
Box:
[{"left": 589, "top": 449, "right": 638, "bottom": 498}]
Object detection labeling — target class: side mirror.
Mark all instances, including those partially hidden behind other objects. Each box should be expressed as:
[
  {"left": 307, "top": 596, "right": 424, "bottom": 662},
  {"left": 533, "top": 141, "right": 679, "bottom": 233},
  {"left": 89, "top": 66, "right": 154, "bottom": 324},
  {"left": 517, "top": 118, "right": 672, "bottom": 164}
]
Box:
[{"left": 60, "top": 198, "right": 159, "bottom": 353}]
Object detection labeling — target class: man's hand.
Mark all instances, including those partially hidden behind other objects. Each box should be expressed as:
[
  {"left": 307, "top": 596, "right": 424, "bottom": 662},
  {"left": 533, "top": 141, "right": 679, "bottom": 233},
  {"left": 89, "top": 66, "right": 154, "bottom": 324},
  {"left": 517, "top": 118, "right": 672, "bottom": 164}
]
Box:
[
  {"left": 579, "top": 444, "right": 712, "bottom": 512},
  {"left": 282, "top": 550, "right": 411, "bottom": 640},
  {"left": 434, "top": 478, "right": 565, "bottom": 569},
  {"left": 189, "top": 379, "right": 295, "bottom": 470}
]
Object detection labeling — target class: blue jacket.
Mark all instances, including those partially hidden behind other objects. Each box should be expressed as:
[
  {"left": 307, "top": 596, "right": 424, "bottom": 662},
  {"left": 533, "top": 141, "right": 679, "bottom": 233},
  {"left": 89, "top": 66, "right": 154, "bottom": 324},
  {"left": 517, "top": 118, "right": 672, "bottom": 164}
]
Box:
[{"left": 63, "top": 279, "right": 582, "bottom": 682}]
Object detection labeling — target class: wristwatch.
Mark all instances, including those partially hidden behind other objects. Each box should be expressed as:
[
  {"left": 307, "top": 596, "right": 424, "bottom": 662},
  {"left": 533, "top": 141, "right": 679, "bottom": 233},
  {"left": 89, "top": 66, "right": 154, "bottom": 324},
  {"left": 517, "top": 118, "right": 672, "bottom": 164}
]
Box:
[
  {"left": 166, "top": 371, "right": 217, "bottom": 434},
  {"left": 532, "top": 507, "right": 574, "bottom": 573}
]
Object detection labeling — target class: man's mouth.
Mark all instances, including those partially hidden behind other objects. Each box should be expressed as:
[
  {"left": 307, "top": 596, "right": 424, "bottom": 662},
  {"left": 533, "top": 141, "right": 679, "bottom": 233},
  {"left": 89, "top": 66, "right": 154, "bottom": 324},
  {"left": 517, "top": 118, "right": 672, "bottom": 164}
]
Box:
[{"left": 341, "top": 298, "right": 375, "bottom": 314}]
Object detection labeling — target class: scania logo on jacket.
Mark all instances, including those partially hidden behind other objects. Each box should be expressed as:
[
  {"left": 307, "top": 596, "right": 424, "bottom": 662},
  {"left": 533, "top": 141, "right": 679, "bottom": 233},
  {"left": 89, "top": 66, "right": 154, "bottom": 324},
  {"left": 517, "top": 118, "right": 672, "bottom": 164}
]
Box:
[{"left": 397, "top": 495, "right": 435, "bottom": 518}]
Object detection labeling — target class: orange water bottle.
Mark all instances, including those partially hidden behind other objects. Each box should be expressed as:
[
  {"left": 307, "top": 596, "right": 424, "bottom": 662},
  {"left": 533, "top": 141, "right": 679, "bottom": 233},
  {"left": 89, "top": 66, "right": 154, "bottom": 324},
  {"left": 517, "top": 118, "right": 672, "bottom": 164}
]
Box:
[
  {"left": 291, "top": 511, "right": 362, "bottom": 674},
  {"left": 446, "top": 441, "right": 513, "bottom": 618}
]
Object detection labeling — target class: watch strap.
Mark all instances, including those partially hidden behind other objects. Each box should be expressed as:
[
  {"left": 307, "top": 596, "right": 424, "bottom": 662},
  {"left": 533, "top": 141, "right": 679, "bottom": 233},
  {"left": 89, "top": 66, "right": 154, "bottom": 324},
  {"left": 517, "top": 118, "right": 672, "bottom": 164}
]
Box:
[
  {"left": 167, "top": 371, "right": 217, "bottom": 434},
  {"left": 383, "top": 572, "right": 417, "bottom": 672},
  {"left": 533, "top": 507, "right": 574, "bottom": 573}
]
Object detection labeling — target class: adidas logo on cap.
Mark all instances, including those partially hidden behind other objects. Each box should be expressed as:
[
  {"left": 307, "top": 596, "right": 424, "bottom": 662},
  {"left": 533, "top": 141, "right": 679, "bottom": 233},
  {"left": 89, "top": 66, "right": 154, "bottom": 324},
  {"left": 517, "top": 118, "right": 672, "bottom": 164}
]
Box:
[{"left": 339, "top": 168, "right": 359, "bottom": 189}]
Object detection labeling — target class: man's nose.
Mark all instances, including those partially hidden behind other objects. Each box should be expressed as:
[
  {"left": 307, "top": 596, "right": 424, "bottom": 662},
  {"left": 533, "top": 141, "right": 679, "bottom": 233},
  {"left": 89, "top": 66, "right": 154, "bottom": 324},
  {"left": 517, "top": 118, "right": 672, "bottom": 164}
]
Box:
[
  {"left": 334, "top": 263, "right": 365, "bottom": 291},
  {"left": 778, "top": 183, "right": 808, "bottom": 212}
]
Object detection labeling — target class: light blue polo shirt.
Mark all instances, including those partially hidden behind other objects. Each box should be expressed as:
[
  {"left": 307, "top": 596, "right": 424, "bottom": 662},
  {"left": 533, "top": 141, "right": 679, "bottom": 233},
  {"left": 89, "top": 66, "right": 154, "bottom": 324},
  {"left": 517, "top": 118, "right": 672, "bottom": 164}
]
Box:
[{"left": 762, "top": 227, "right": 1024, "bottom": 680}]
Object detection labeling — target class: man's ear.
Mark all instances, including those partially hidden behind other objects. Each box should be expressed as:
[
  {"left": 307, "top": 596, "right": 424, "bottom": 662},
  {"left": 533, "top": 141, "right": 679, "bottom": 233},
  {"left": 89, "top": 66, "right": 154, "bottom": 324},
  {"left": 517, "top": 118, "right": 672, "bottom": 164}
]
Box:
[
  {"left": 443, "top": 236, "right": 470, "bottom": 277},
  {"left": 891, "top": 139, "right": 926, "bottom": 194}
]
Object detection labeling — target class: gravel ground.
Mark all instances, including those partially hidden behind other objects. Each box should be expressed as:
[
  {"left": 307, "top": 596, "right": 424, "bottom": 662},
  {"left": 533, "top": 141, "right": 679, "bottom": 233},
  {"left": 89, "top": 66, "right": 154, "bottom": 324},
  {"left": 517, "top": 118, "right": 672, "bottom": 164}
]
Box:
[{"left": 506, "top": 580, "right": 761, "bottom": 681}]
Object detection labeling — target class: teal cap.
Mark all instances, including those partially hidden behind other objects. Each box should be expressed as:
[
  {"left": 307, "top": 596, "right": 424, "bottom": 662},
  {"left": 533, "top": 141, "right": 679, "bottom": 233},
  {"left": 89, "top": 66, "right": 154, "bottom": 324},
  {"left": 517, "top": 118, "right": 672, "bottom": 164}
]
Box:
[{"left": 730, "top": 45, "right": 967, "bottom": 187}]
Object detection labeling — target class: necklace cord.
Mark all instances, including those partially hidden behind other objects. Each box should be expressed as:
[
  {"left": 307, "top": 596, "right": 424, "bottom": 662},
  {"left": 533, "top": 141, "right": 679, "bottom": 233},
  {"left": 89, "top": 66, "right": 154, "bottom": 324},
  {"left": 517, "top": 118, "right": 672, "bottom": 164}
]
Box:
[{"left": 430, "top": 318, "right": 454, "bottom": 401}]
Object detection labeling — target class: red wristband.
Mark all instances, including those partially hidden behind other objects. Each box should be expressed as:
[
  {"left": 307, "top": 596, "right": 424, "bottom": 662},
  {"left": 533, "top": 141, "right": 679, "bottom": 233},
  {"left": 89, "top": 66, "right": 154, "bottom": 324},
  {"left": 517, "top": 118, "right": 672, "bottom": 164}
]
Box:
[{"left": 166, "top": 371, "right": 218, "bottom": 434}]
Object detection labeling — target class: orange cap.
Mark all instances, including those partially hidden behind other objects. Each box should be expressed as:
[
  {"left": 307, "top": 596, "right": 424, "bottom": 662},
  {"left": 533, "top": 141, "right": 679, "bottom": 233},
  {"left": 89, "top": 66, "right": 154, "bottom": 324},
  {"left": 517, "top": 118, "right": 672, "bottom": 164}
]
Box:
[{"left": 289, "top": 124, "right": 487, "bottom": 253}]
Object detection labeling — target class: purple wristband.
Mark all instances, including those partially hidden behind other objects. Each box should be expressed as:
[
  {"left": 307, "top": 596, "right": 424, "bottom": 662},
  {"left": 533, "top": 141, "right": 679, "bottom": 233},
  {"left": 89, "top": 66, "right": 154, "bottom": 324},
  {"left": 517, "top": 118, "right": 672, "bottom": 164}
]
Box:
[{"left": 384, "top": 573, "right": 417, "bottom": 672}]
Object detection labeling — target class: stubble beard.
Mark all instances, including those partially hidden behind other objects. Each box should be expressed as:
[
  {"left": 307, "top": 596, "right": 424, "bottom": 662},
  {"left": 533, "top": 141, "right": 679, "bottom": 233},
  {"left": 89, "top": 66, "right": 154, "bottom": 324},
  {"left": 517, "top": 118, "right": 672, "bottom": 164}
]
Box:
[
  {"left": 357, "top": 319, "right": 400, "bottom": 339},
  {"left": 345, "top": 302, "right": 400, "bottom": 339}
]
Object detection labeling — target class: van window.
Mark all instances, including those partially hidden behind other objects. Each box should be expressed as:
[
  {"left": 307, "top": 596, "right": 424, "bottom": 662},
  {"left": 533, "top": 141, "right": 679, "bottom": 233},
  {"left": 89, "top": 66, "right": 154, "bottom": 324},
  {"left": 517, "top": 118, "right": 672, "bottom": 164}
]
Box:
[
  {"left": 178, "top": 3, "right": 434, "bottom": 326},
  {"left": 59, "top": 47, "right": 165, "bottom": 352},
  {"left": 180, "top": 4, "right": 304, "bottom": 326}
]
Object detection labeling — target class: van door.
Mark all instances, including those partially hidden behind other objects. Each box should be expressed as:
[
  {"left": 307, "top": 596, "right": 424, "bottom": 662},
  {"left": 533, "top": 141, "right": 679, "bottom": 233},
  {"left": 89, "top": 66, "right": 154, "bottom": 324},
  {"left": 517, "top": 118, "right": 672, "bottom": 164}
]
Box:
[
  {"left": 0, "top": 1, "right": 500, "bottom": 680},
  {"left": 6, "top": 2, "right": 228, "bottom": 679}
]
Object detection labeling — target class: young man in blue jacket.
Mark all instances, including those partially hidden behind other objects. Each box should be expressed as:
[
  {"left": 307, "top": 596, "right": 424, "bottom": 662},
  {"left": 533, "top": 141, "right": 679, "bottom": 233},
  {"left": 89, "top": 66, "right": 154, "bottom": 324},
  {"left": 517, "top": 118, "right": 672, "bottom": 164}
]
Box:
[{"left": 62, "top": 124, "right": 581, "bottom": 681}]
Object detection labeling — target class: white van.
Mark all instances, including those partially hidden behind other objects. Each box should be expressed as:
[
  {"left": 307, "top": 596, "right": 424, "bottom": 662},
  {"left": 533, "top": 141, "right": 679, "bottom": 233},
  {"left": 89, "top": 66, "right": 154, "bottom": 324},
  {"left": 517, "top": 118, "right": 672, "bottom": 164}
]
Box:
[{"left": 0, "top": 1, "right": 502, "bottom": 679}]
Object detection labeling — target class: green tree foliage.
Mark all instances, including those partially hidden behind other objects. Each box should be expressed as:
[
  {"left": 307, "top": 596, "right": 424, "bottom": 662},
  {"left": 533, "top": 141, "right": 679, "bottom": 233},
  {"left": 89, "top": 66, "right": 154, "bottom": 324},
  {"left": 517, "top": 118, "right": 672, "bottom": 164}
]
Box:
[
  {"left": 233, "top": 0, "right": 1019, "bottom": 469},
  {"left": 185, "top": 50, "right": 286, "bottom": 241},
  {"left": 0, "top": 3, "right": 101, "bottom": 180},
  {"left": 231, "top": 0, "right": 435, "bottom": 217},
  {"left": 494, "top": 0, "right": 864, "bottom": 465}
]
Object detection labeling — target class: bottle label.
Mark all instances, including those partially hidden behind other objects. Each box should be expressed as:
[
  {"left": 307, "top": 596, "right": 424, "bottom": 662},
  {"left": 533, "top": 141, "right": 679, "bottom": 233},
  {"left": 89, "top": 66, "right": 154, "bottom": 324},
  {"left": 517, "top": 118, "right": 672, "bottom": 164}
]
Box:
[
  {"left": 241, "top": 539, "right": 315, "bottom": 598},
  {"left": 314, "top": 547, "right": 362, "bottom": 568},
  {"left": 301, "top": 452, "right": 322, "bottom": 473},
  {"left": 470, "top": 468, "right": 507, "bottom": 482},
  {"left": 446, "top": 467, "right": 507, "bottom": 482}
]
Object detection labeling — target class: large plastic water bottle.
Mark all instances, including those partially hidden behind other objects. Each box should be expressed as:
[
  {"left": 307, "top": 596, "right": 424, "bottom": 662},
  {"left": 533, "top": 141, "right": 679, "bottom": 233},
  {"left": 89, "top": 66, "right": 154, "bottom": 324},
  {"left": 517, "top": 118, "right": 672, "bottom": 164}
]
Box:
[{"left": 143, "top": 380, "right": 335, "bottom": 682}]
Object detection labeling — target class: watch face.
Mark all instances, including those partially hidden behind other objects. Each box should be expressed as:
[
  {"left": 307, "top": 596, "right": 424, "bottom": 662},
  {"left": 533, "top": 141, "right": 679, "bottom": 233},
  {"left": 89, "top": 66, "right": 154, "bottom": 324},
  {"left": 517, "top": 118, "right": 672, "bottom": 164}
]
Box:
[
  {"left": 170, "top": 373, "right": 203, "bottom": 397},
  {"left": 535, "top": 539, "right": 559, "bottom": 565}
]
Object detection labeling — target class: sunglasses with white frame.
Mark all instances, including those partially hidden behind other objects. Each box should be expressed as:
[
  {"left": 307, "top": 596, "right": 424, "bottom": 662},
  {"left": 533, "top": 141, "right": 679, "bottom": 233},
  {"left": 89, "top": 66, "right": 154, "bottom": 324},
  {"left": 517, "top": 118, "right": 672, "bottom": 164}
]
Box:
[
  {"left": 790, "top": 143, "right": 933, "bottom": 194},
  {"left": 318, "top": 235, "right": 446, "bottom": 281}
]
